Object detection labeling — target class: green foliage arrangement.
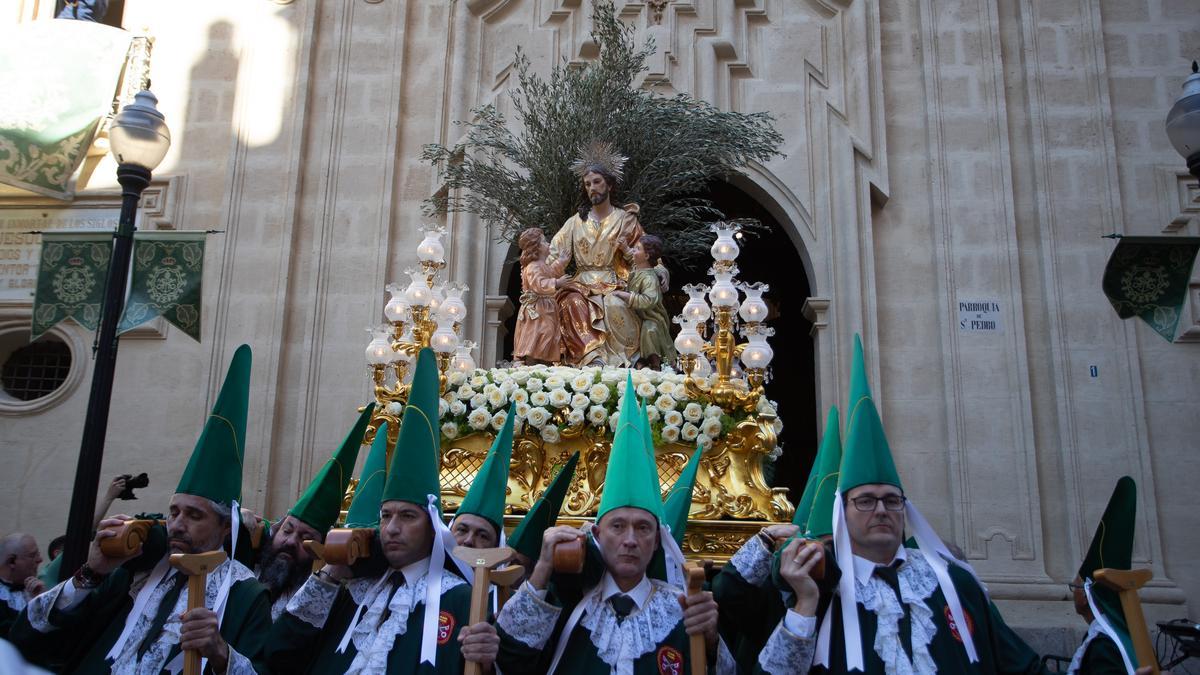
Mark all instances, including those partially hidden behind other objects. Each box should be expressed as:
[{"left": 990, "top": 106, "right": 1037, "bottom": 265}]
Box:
[{"left": 421, "top": 0, "right": 783, "bottom": 269}]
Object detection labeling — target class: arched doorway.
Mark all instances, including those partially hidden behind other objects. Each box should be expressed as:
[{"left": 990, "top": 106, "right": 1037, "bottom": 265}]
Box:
[{"left": 499, "top": 180, "right": 818, "bottom": 505}]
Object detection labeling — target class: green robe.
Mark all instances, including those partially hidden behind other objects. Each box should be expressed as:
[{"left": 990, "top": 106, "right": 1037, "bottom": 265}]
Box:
[
  {"left": 495, "top": 576, "right": 738, "bottom": 675},
  {"left": 711, "top": 536, "right": 789, "bottom": 671},
  {"left": 808, "top": 549, "right": 1046, "bottom": 674},
  {"left": 9, "top": 558, "right": 270, "bottom": 674},
  {"left": 0, "top": 582, "right": 26, "bottom": 639},
  {"left": 265, "top": 569, "right": 474, "bottom": 674},
  {"left": 1070, "top": 623, "right": 1133, "bottom": 674}
]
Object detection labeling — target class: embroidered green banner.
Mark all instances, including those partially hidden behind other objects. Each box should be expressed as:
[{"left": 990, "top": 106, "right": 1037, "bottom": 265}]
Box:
[
  {"left": 31, "top": 231, "right": 114, "bottom": 340},
  {"left": 0, "top": 21, "right": 132, "bottom": 199},
  {"left": 1102, "top": 236, "right": 1200, "bottom": 342},
  {"left": 118, "top": 232, "right": 205, "bottom": 341}
]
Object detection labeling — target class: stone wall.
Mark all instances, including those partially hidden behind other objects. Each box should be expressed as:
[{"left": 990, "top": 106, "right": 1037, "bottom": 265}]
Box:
[{"left": 0, "top": 0, "right": 1195, "bottom": 637}]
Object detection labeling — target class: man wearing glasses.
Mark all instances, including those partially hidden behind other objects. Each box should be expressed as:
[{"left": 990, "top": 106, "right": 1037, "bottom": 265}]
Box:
[{"left": 763, "top": 336, "right": 1047, "bottom": 674}]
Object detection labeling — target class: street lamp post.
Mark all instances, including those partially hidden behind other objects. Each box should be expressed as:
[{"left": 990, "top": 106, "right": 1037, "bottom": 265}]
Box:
[
  {"left": 1166, "top": 61, "right": 1200, "bottom": 179},
  {"left": 59, "top": 90, "right": 171, "bottom": 580}
]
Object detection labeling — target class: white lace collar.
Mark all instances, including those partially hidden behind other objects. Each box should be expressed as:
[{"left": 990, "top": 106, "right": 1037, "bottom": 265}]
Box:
[
  {"left": 852, "top": 546, "right": 909, "bottom": 585},
  {"left": 579, "top": 578, "right": 684, "bottom": 675},
  {"left": 600, "top": 572, "right": 652, "bottom": 611}
]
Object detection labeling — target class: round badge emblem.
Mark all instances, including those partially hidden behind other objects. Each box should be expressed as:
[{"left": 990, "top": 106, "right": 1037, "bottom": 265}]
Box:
[
  {"left": 52, "top": 264, "right": 96, "bottom": 304},
  {"left": 437, "top": 610, "right": 455, "bottom": 645},
  {"left": 944, "top": 605, "right": 975, "bottom": 643},
  {"left": 657, "top": 645, "right": 684, "bottom": 675}
]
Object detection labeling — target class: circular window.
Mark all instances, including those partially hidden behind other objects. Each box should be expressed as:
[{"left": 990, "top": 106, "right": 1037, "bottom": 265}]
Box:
[
  {"left": 2, "top": 338, "right": 72, "bottom": 400},
  {"left": 0, "top": 318, "right": 85, "bottom": 415}
]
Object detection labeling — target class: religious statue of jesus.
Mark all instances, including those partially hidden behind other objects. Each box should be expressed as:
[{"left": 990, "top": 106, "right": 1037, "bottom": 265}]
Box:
[{"left": 547, "top": 142, "right": 645, "bottom": 366}]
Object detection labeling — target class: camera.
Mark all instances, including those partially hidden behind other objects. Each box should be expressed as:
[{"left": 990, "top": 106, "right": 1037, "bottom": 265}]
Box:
[{"left": 118, "top": 473, "right": 149, "bottom": 500}]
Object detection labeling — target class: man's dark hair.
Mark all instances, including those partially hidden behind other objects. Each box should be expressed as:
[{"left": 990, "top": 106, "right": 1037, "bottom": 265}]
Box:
[
  {"left": 47, "top": 535, "right": 66, "bottom": 560},
  {"left": 577, "top": 165, "right": 619, "bottom": 219}
]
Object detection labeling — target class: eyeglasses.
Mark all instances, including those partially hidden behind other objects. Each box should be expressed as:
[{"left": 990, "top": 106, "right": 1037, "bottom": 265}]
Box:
[{"left": 849, "top": 495, "right": 906, "bottom": 512}]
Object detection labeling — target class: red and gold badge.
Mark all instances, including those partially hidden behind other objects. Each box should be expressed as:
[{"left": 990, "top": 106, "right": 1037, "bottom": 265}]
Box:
[
  {"left": 944, "top": 605, "right": 975, "bottom": 643},
  {"left": 437, "top": 610, "right": 455, "bottom": 645},
  {"left": 657, "top": 645, "right": 684, "bottom": 675}
]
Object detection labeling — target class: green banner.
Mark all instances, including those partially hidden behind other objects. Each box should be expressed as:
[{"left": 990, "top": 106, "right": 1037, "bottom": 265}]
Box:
[
  {"left": 31, "top": 231, "right": 114, "bottom": 339},
  {"left": 1102, "top": 236, "right": 1200, "bottom": 342},
  {"left": 0, "top": 21, "right": 132, "bottom": 199},
  {"left": 118, "top": 232, "right": 206, "bottom": 341}
]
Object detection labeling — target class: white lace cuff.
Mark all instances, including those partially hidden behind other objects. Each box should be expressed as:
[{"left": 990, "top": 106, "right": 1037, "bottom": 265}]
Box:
[
  {"left": 783, "top": 610, "right": 815, "bottom": 638},
  {"left": 25, "top": 580, "right": 72, "bottom": 633},
  {"left": 714, "top": 638, "right": 737, "bottom": 675},
  {"left": 757, "top": 618, "right": 816, "bottom": 674},
  {"left": 729, "top": 535, "right": 772, "bottom": 586},
  {"left": 224, "top": 646, "right": 257, "bottom": 675},
  {"left": 496, "top": 582, "right": 561, "bottom": 649},
  {"left": 285, "top": 575, "right": 340, "bottom": 629}
]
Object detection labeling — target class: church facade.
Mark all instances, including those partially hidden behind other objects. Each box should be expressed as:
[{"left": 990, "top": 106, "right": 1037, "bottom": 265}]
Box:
[{"left": 1, "top": 0, "right": 1196, "bottom": 649}]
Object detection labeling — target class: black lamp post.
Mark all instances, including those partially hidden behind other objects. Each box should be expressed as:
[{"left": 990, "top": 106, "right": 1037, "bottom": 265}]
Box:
[
  {"left": 1166, "top": 61, "right": 1200, "bottom": 180},
  {"left": 59, "top": 90, "right": 171, "bottom": 581}
]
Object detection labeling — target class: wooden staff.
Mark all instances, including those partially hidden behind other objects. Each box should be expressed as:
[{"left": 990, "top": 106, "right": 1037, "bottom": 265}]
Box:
[
  {"left": 452, "top": 545, "right": 526, "bottom": 675},
  {"left": 684, "top": 562, "right": 708, "bottom": 675},
  {"left": 169, "top": 550, "right": 228, "bottom": 675},
  {"left": 1095, "top": 568, "right": 1160, "bottom": 675},
  {"left": 98, "top": 519, "right": 161, "bottom": 558}
]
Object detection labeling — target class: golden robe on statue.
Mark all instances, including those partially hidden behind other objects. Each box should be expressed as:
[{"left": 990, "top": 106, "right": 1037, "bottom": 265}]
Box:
[{"left": 549, "top": 205, "right": 644, "bottom": 366}]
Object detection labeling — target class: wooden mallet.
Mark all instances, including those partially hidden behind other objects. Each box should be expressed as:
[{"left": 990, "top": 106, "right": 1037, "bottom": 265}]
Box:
[
  {"left": 1095, "top": 568, "right": 1160, "bottom": 675},
  {"left": 452, "top": 545, "right": 526, "bottom": 675},
  {"left": 169, "top": 550, "right": 228, "bottom": 675},
  {"left": 683, "top": 562, "right": 708, "bottom": 675},
  {"left": 98, "top": 519, "right": 161, "bottom": 558},
  {"left": 320, "top": 528, "right": 374, "bottom": 566}
]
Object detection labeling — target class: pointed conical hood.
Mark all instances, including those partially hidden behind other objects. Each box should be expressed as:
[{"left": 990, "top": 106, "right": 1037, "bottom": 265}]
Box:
[
  {"left": 1078, "top": 476, "right": 1138, "bottom": 670},
  {"left": 805, "top": 407, "right": 843, "bottom": 538},
  {"left": 343, "top": 422, "right": 390, "bottom": 529},
  {"left": 381, "top": 348, "right": 443, "bottom": 513},
  {"left": 176, "top": 344, "right": 251, "bottom": 505},
  {"left": 597, "top": 373, "right": 662, "bottom": 521},
  {"left": 455, "top": 403, "right": 515, "bottom": 531},
  {"left": 838, "top": 335, "right": 901, "bottom": 492},
  {"left": 663, "top": 448, "right": 702, "bottom": 547},
  {"left": 509, "top": 452, "right": 579, "bottom": 561},
  {"left": 793, "top": 407, "right": 841, "bottom": 529},
  {"left": 289, "top": 403, "right": 375, "bottom": 533}
]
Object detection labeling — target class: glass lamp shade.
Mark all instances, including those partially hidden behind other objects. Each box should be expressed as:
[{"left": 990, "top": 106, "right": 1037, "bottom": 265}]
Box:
[
  {"left": 403, "top": 268, "right": 432, "bottom": 307},
  {"left": 691, "top": 356, "right": 713, "bottom": 377},
  {"left": 438, "top": 283, "right": 467, "bottom": 322},
  {"left": 384, "top": 283, "right": 409, "bottom": 322},
  {"left": 738, "top": 283, "right": 769, "bottom": 323},
  {"left": 429, "top": 284, "right": 445, "bottom": 315},
  {"left": 416, "top": 228, "right": 446, "bottom": 264},
  {"left": 740, "top": 328, "right": 775, "bottom": 369},
  {"left": 365, "top": 327, "right": 393, "bottom": 365},
  {"left": 709, "top": 222, "right": 741, "bottom": 262},
  {"left": 1166, "top": 62, "right": 1200, "bottom": 170},
  {"left": 109, "top": 90, "right": 171, "bottom": 170},
  {"left": 709, "top": 272, "right": 739, "bottom": 308},
  {"left": 430, "top": 318, "right": 459, "bottom": 354},
  {"left": 674, "top": 322, "right": 704, "bottom": 355},
  {"left": 681, "top": 284, "right": 712, "bottom": 324},
  {"left": 451, "top": 341, "right": 477, "bottom": 373}
]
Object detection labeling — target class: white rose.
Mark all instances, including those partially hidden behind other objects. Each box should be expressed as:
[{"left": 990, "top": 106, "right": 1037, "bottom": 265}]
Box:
[
  {"left": 439, "top": 398, "right": 450, "bottom": 418},
  {"left": 441, "top": 422, "right": 459, "bottom": 439},
  {"left": 657, "top": 381, "right": 674, "bottom": 395},
  {"left": 661, "top": 425, "right": 680, "bottom": 443},
  {"left": 470, "top": 393, "right": 487, "bottom": 410},
  {"left": 511, "top": 388, "right": 529, "bottom": 404},
  {"left": 467, "top": 408, "right": 490, "bottom": 430},
  {"left": 541, "top": 425, "right": 561, "bottom": 443},
  {"left": 449, "top": 400, "right": 466, "bottom": 416},
  {"left": 526, "top": 377, "right": 544, "bottom": 392},
  {"left": 696, "top": 433, "right": 713, "bottom": 450},
  {"left": 701, "top": 417, "right": 723, "bottom": 438},
  {"left": 567, "top": 409, "right": 585, "bottom": 426},
  {"left": 663, "top": 410, "right": 684, "bottom": 427},
  {"left": 570, "top": 393, "right": 590, "bottom": 410},
  {"left": 681, "top": 422, "right": 699, "bottom": 441},
  {"left": 526, "top": 406, "right": 551, "bottom": 429},
  {"left": 588, "top": 383, "right": 611, "bottom": 404},
  {"left": 456, "top": 385, "right": 475, "bottom": 401},
  {"left": 655, "top": 394, "right": 677, "bottom": 413},
  {"left": 530, "top": 391, "right": 550, "bottom": 407},
  {"left": 704, "top": 404, "right": 723, "bottom": 420},
  {"left": 486, "top": 387, "right": 508, "bottom": 409},
  {"left": 386, "top": 401, "right": 403, "bottom": 416},
  {"left": 514, "top": 402, "right": 531, "bottom": 420},
  {"left": 683, "top": 402, "right": 704, "bottom": 423},
  {"left": 570, "top": 373, "right": 593, "bottom": 392},
  {"left": 470, "top": 374, "right": 489, "bottom": 388},
  {"left": 491, "top": 411, "right": 508, "bottom": 431},
  {"left": 587, "top": 406, "right": 609, "bottom": 427},
  {"left": 645, "top": 406, "right": 661, "bottom": 423},
  {"left": 511, "top": 369, "right": 531, "bottom": 384},
  {"left": 447, "top": 371, "right": 466, "bottom": 387},
  {"left": 548, "top": 388, "right": 571, "bottom": 408},
  {"left": 635, "top": 381, "right": 656, "bottom": 399},
  {"left": 608, "top": 412, "right": 621, "bottom": 432},
  {"left": 672, "top": 383, "right": 688, "bottom": 398},
  {"left": 544, "top": 375, "right": 565, "bottom": 390},
  {"left": 601, "top": 369, "right": 622, "bottom": 384},
  {"left": 500, "top": 380, "right": 517, "bottom": 395}
]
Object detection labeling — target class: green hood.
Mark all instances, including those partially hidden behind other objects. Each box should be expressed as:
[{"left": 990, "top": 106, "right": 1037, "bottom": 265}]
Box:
[
  {"left": 344, "top": 421, "right": 391, "bottom": 529},
  {"left": 381, "top": 348, "right": 443, "bottom": 513},
  {"left": 454, "top": 403, "right": 515, "bottom": 532},
  {"left": 509, "top": 452, "right": 579, "bottom": 562},
  {"left": 288, "top": 403, "right": 375, "bottom": 533},
  {"left": 838, "top": 334, "right": 901, "bottom": 493},
  {"left": 176, "top": 344, "right": 251, "bottom": 505}
]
